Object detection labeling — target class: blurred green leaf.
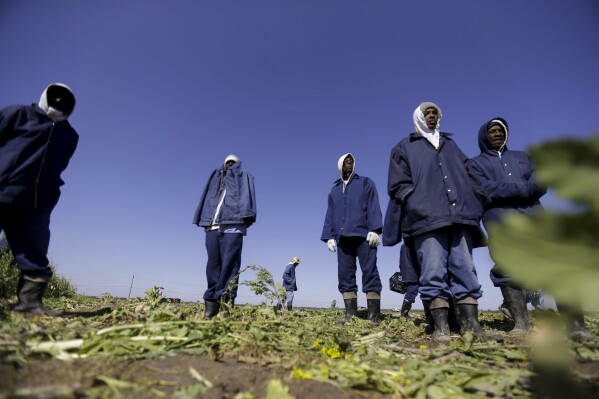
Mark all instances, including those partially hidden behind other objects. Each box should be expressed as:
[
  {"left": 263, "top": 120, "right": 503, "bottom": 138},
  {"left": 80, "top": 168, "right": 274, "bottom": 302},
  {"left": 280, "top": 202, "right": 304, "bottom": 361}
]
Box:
[{"left": 490, "top": 137, "right": 599, "bottom": 309}]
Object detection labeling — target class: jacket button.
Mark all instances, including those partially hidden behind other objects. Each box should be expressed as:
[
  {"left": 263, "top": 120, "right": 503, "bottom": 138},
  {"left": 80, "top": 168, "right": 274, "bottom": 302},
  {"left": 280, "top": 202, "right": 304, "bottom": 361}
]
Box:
[{"left": 447, "top": 189, "right": 451, "bottom": 192}]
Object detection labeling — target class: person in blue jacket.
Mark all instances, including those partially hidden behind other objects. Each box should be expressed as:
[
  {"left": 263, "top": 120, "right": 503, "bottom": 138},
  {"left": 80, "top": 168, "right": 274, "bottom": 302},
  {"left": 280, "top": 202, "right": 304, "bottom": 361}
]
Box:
[
  {"left": 388, "top": 102, "right": 500, "bottom": 344},
  {"left": 468, "top": 118, "right": 544, "bottom": 336},
  {"left": 468, "top": 118, "right": 593, "bottom": 341},
  {"left": 193, "top": 154, "right": 256, "bottom": 319},
  {"left": 0, "top": 83, "right": 78, "bottom": 316},
  {"left": 321, "top": 153, "right": 384, "bottom": 324},
  {"left": 282, "top": 256, "right": 300, "bottom": 311}
]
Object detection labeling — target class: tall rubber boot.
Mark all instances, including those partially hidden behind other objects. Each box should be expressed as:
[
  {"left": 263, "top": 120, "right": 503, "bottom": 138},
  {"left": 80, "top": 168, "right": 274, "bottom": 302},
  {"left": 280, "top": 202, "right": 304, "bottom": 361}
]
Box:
[
  {"left": 9, "top": 276, "right": 61, "bottom": 317},
  {"left": 448, "top": 300, "right": 462, "bottom": 333},
  {"left": 400, "top": 300, "right": 413, "bottom": 320},
  {"left": 500, "top": 286, "right": 530, "bottom": 335},
  {"left": 422, "top": 300, "right": 434, "bottom": 334},
  {"left": 367, "top": 299, "right": 381, "bottom": 325},
  {"left": 456, "top": 301, "right": 503, "bottom": 341},
  {"left": 287, "top": 302, "right": 293, "bottom": 311},
  {"left": 337, "top": 294, "right": 358, "bottom": 324},
  {"left": 204, "top": 300, "right": 220, "bottom": 319},
  {"left": 430, "top": 308, "right": 451, "bottom": 344}
]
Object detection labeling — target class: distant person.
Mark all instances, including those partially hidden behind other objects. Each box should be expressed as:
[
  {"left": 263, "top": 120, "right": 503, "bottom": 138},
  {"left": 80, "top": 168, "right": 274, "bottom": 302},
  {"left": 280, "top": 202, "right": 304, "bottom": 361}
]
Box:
[
  {"left": 282, "top": 256, "right": 300, "bottom": 311},
  {"left": 468, "top": 118, "right": 593, "bottom": 341},
  {"left": 193, "top": 154, "right": 256, "bottom": 319},
  {"left": 388, "top": 102, "right": 500, "bottom": 344},
  {"left": 321, "top": 153, "right": 384, "bottom": 324},
  {"left": 0, "top": 83, "right": 78, "bottom": 316}
]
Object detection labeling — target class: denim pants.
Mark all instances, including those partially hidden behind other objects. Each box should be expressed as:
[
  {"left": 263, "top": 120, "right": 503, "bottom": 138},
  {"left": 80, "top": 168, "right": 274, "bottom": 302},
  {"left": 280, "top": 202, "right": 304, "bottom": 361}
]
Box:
[
  {"left": 285, "top": 290, "right": 294, "bottom": 306},
  {"left": 337, "top": 236, "right": 382, "bottom": 294},
  {"left": 0, "top": 204, "right": 53, "bottom": 280},
  {"left": 403, "top": 283, "right": 419, "bottom": 303},
  {"left": 203, "top": 230, "right": 243, "bottom": 301},
  {"left": 413, "top": 226, "right": 482, "bottom": 302}
]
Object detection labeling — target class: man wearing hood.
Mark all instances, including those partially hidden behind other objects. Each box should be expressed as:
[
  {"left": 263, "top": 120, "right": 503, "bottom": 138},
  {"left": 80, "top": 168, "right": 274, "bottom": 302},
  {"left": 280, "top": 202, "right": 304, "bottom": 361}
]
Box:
[
  {"left": 0, "top": 83, "right": 78, "bottom": 316},
  {"left": 468, "top": 118, "right": 592, "bottom": 341},
  {"left": 388, "top": 102, "right": 499, "bottom": 344},
  {"left": 321, "top": 153, "right": 384, "bottom": 324},
  {"left": 281, "top": 256, "right": 300, "bottom": 311},
  {"left": 193, "top": 155, "right": 257, "bottom": 319}
]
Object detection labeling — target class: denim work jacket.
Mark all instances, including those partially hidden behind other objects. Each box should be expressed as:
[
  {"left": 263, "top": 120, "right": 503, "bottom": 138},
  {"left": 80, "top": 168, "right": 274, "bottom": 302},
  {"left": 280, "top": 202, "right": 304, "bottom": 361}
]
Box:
[
  {"left": 193, "top": 161, "right": 256, "bottom": 228},
  {"left": 321, "top": 174, "right": 383, "bottom": 242},
  {"left": 387, "top": 133, "right": 485, "bottom": 238},
  {"left": 0, "top": 104, "right": 79, "bottom": 212},
  {"left": 467, "top": 118, "right": 545, "bottom": 227}
]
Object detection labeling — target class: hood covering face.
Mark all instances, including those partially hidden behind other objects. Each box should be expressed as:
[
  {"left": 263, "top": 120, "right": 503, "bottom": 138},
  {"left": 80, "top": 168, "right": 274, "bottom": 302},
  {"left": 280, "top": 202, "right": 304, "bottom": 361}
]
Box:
[
  {"left": 414, "top": 102, "right": 442, "bottom": 148},
  {"left": 478, "top": 117, "right": 509, "bottom": 154},
  {"left": 224, "top": 154, "right": 240, "bottom": 167},
  {"left": 38, "top": 83, "right": 76, "bottom": 122},
  {"left": 337, "top": 153, "right": 355, "bottom": 191}
]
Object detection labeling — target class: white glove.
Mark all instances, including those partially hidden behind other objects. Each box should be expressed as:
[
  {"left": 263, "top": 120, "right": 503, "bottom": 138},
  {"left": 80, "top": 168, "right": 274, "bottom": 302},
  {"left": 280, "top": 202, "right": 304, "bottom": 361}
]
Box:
[
  {"left": 327, "top": 239, "right": 336, "bottom": 252},
  {"left": 366, "top": 232, "right": 381, "bottom": 248}
]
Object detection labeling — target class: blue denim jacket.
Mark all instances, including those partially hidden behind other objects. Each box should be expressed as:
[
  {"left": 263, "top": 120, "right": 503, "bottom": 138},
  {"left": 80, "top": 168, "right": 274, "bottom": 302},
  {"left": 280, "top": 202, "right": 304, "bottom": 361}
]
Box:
[
  {"left": 388, "top": 133, "right": 485, "bottom": 238},
  {"left": 282, "top": 263, "right": 297, "bottom": 291},
  {"left": 0, "top": 105, "right": 78, "bottom": 211},
  {"left": 193, "top": 161, "right": 257, "bottom": 228},
  {"left": 467, "top": 117, "right": 545, "bottom": 227},
  {"left": 321, "top": 174, "right": 383, "bottom": 242}
]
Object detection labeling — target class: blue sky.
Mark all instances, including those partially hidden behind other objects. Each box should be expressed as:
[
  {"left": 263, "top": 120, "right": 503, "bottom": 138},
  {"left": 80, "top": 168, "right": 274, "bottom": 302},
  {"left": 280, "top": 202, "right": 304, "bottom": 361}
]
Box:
[{"left": 1, "top": 1, "right": 597, "bottom": 310}]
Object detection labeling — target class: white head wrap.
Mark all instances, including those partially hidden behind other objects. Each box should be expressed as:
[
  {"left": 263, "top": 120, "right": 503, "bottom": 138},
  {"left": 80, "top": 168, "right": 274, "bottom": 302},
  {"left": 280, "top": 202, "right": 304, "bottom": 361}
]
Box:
[{"left": 414, "top": 102, "right": 442, "bottom": 149}]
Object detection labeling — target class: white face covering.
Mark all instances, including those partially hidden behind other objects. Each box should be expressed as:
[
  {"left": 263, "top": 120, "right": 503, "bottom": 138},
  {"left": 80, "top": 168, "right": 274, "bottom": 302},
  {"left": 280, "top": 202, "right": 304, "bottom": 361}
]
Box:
[{"left": 413, "top": 105, "right": 441, "bottom": 149}]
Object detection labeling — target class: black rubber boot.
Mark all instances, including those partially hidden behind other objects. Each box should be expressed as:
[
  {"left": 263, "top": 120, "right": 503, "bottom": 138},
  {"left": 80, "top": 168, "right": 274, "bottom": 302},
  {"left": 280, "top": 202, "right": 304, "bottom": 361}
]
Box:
[
  {"left": 448, "top": 300, "right": 462, "bottom": 333},
  {"left": 400, "top": 300, "right": 412, "bottom": 320},
  {"left": 430, "top": 308, "right": 451, "bottom": 344},
  {"left": 204, "top": 300, "right": 220, "bottom": 319},
  {"left": 422, "top": 300, "right": 434, "bottom": 334},
  {"left": 456, "top": 303, "right": 503, "bottom": 341},
  {"left": 9, "top": 277, "right": 61, "bottom": 316},
  {"left": 367, "top": 299, "right": 381, "bottom": 325},
  {"left": 287, "top": 303, "right": 293, "bottom": 311},
  {"left": 337, "top": 298, "right": 358, "bottom": 323},
  {"left": 501, "top": 286, "right": 530, "bottom": 335}
]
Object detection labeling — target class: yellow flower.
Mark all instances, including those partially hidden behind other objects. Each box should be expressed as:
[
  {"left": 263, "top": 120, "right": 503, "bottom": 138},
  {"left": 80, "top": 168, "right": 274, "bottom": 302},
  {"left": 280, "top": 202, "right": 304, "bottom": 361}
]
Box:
[
  {"left": 321, "top": 347, "right": 341, "bottom": 359},
  {"left": 312, "top": 338, "right": 323, "bottom": 349},
  {"left": 419, "top": 345, "right": 428, "bottom": 350},
  {"left": 291, "top": 367, "right": 312, "bottom": 380}
]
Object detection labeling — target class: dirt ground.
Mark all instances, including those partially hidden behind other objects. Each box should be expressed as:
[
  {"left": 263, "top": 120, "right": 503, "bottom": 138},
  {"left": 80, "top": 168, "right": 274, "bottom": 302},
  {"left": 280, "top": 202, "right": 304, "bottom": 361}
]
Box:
[{"left": 1, "top": 354, "right": 390, "bottom": 399}]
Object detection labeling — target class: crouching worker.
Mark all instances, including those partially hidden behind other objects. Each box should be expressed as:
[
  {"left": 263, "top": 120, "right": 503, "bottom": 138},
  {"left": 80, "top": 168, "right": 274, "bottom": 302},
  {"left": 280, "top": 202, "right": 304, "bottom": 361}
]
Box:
[
  {"left": 1, "top": 84, "right": 78, "bottom": 316},
  {"left": 321, "top": 153, "right": 384, "bottom": 325}
]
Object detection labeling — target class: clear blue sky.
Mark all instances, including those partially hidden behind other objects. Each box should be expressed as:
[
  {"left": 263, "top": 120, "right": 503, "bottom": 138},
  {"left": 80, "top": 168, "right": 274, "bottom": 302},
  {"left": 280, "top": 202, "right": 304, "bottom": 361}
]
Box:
[{"left": 1, "top": 1, "right": 597, "bottom": 310}]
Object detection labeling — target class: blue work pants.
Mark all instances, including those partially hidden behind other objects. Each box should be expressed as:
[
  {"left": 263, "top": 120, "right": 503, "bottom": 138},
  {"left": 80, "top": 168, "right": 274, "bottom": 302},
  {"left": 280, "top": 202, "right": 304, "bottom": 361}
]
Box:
[
  {"left": 203, "top": 230, "right": 243, "bottom": 301},
  {"left": 337, "top": 236, "right": 382, "bottom": 294},
  {"left": 0, "top": 204, "right": 52, "bottom": 280},
  {"left": 413, "top": 226, "right": 482, "bottom": 302}
]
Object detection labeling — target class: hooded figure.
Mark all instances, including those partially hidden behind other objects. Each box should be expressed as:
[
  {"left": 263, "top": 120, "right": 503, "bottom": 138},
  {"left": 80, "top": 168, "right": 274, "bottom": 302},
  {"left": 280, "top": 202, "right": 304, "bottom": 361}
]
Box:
[
  {"left": 321, "top": 153, "right": 384, "bottom": 324},
  {"left": 193, "top": 154, "right": 256, "bottom": 319},
  {"left": 0, "top": 83, "right": 79, "bottom": 316},
  {"left": 387, "top": 102, "right": 501, "bottom": 344},
  {"left": 468, "top": 117, "right": 549, "bottom": 336}
]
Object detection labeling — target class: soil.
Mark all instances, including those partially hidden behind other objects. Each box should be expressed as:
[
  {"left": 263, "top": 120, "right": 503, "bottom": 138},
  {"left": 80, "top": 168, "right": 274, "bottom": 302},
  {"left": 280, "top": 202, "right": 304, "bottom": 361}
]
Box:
[{"left": 0, "top": 355, "right": 390, "bottom": 399}]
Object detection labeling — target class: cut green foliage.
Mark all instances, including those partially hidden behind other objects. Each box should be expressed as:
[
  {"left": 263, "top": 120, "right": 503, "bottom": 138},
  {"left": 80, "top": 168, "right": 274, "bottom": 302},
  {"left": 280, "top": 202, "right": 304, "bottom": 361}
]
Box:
[{"left": 3, "top": 292, "right": 597, "bottom": 398}]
